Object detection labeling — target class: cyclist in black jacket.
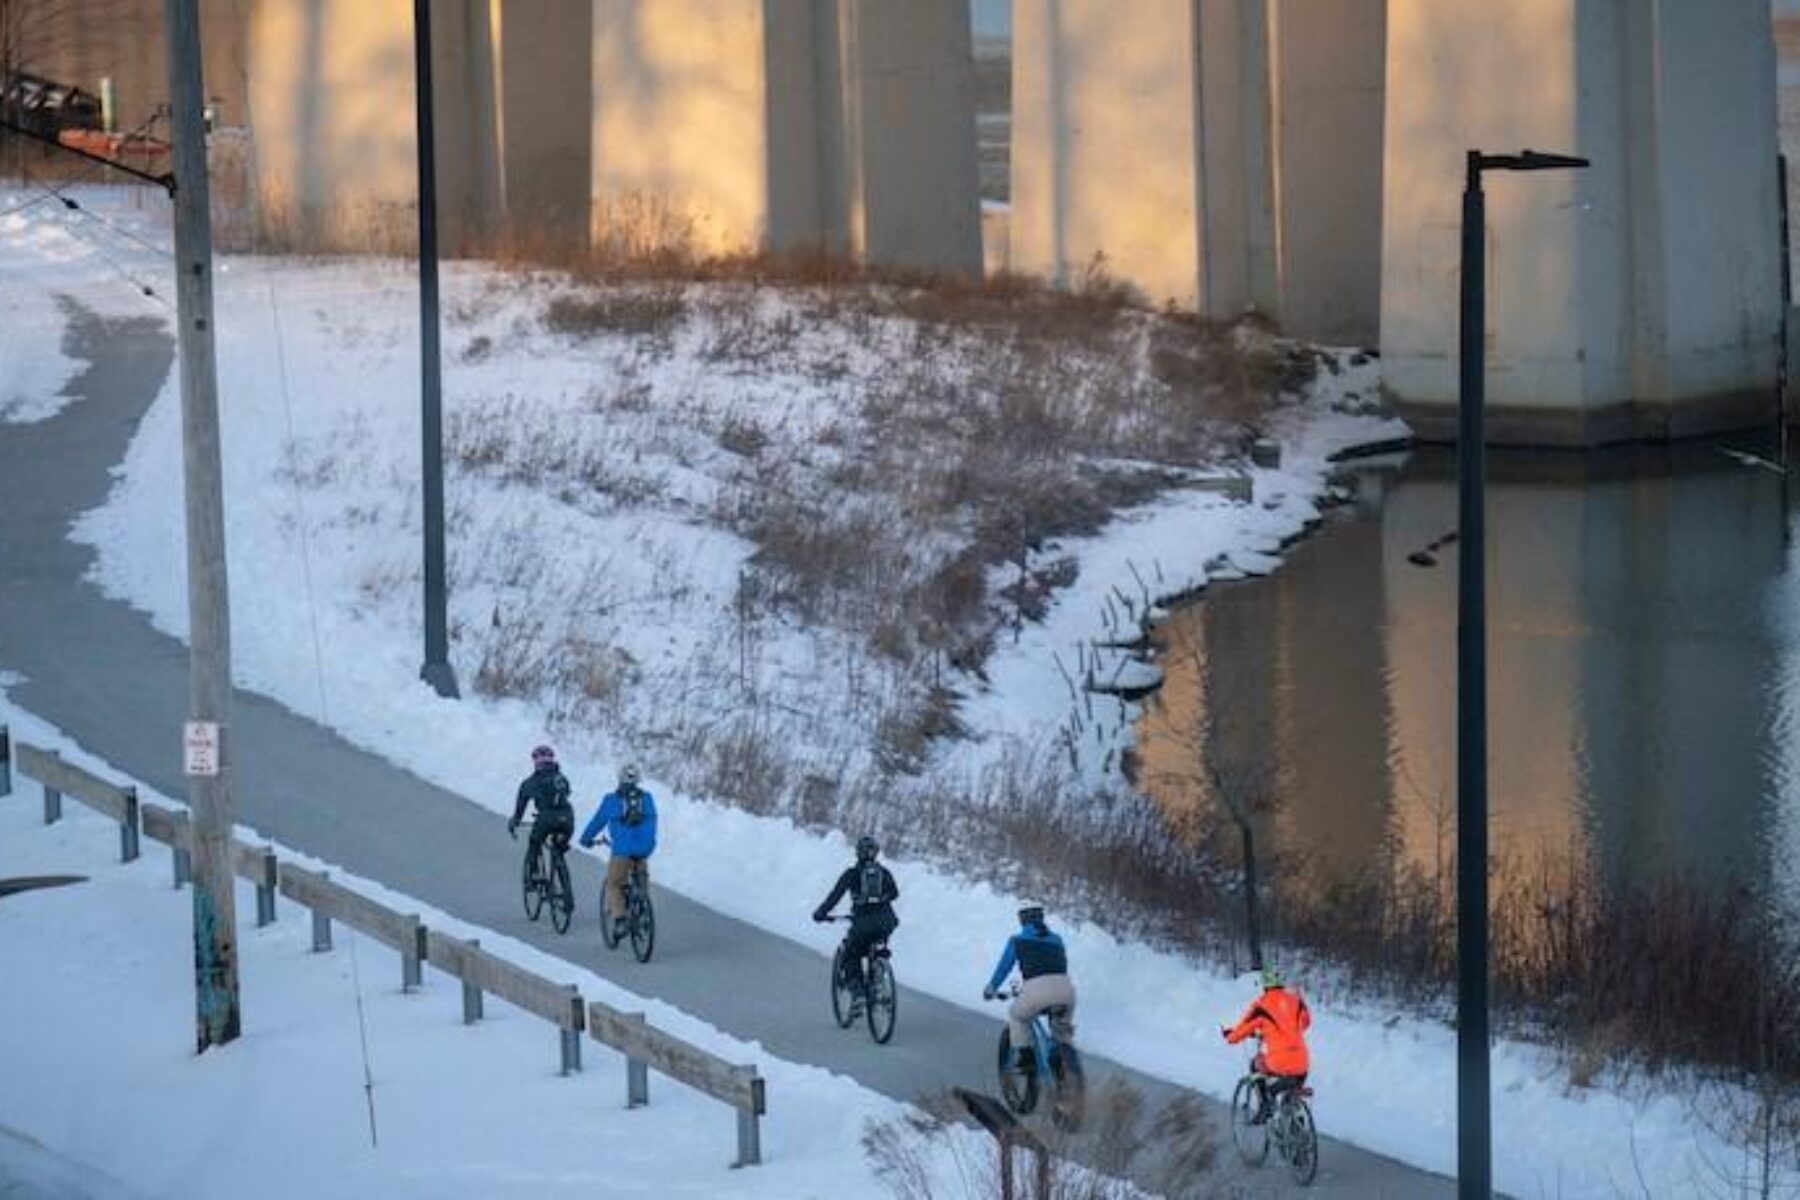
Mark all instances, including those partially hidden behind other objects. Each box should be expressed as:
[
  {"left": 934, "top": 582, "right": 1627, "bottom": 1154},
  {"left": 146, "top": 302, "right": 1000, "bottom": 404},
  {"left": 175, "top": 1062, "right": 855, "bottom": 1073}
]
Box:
[
  {"left": 812, "top": 835, "right": 899, "bottom": 1007},
  {"left": 507, "top": 744, "right": 575, "bottom": 861}
]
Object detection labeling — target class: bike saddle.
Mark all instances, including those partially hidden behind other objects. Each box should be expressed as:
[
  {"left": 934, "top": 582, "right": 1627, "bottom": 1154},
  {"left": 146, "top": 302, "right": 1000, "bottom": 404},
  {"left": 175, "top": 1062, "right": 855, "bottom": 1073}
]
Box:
[{"left": 870, "top": 943, "right": 891, "bottom": 958}]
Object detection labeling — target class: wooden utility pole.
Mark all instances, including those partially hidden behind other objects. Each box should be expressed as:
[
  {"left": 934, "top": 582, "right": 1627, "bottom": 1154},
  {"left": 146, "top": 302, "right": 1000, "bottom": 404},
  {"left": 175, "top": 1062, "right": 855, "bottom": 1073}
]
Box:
[{"left": 164, "top": 0, "right": 240, "bottom": 1050}]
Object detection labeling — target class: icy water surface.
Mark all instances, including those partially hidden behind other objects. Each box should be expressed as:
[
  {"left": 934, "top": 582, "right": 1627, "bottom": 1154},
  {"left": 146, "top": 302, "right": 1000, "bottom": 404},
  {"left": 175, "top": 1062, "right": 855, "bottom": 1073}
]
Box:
[{"left": 1138, "top": 438, "right": 1800, "bottom": 915}]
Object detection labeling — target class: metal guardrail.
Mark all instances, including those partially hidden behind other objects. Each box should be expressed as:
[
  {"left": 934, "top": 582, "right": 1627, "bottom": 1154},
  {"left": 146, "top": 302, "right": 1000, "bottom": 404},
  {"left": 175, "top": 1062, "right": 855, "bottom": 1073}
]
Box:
[
  {"left": 424, "top": 930, "right": 585, "bottom": 1075},
  {"left": 588, "top": 1000, "right": 765, "bottom": 1167},
  {"left": 2, "top": 728, "right": 766, "bottom": 1166},
  {"left": 15, "top": 742, "right": 140, "bottom": 864}
]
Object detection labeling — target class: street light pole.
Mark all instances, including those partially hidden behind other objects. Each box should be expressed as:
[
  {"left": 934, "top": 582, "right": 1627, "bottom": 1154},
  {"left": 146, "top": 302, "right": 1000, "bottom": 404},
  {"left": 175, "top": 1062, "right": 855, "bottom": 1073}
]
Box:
[
  {"left": 415, "top": 0, "right": 458, "bottom": 699},
  {"left": 1457, "top": 148, "right": 1587, "bottom": 1198}
]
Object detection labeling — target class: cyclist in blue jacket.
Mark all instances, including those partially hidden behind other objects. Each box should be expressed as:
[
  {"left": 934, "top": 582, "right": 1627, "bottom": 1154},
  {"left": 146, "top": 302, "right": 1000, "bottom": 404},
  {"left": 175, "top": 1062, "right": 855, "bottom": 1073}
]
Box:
[
  {"left": 579, "top": 764, "right": 658, "bottom": 942},
  {"left": 983, "top": 901, "right": 1076, "bottom": 1069}
]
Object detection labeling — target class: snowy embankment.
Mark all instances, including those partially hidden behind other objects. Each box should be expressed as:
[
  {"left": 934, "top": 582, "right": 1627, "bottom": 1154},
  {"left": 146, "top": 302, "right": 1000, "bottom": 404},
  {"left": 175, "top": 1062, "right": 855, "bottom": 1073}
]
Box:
[
  {"left": 0, "top": 186, "right": 1762, "bottom": 1197},
  {"left": 0, "top": 699, "right": 1052, "bottom": 1200}
]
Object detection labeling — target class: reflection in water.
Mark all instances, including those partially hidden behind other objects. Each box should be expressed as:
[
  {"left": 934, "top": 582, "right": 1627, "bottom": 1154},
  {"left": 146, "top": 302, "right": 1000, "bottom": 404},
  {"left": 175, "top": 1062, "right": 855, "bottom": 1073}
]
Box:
[{"left": 1139, "top": 442, "right": 1797, "bottom": 917}]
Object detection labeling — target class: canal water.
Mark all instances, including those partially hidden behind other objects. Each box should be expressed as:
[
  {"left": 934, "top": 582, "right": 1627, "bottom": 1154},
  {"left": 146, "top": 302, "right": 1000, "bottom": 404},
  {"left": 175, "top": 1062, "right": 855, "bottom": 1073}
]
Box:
[{"left": 1136, "top": 437, "right": 1800, "bottom": 915}]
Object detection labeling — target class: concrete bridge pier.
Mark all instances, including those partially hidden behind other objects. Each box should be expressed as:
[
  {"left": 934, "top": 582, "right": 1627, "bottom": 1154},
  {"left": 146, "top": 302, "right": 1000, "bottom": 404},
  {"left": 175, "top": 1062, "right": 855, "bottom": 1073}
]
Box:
[
  {"left": 1381, "top": 0, "right": 1783, "bottom": 446},
  {"left": 590, "top": 0, "right": 980, "bottom": 272},
  {"left": 1008, "top": 0, "right": 1384, "bottom": 345}
]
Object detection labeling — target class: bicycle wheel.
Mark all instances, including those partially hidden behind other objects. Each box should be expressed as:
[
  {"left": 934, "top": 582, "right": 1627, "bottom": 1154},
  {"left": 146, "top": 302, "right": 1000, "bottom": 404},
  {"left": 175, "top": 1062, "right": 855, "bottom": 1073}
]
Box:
[
  {"left": 1048, "top": 1043, "right": 1085, "bottom": 1132},
  {"left": 996, "top": 1028, "right": 1038, "bottom": 1115},
  {"left": 1284, "top": 1097, "right": 1318, "bottom": 1185},
  {"left": 521, "top": 845, "right": 545, "bottom": 921},
  {"left": 865, "top": 955, "right": 897, "bottom": 1044},
  {"left": 1231, "top": 1076, "right": 1270, "bottom": 1166},
  {"left": 629, "top": 885, "right": 655, "bottom": 962},
  {"left": 830, "top": 945, "right": 857, "bottom": 1028},
  {"left": 548, "top": 850, "right": 574, "bottom": 934},
  {"left": 599, "top": 878, "right": 619, "bottom": 948}
]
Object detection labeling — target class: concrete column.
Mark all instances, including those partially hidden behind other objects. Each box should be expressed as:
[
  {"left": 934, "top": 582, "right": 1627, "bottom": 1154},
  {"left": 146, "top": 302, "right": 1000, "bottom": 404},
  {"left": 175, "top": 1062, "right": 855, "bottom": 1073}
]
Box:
[
  {"left": 836, "top": 0, "right": 982, "bottom": 273},
  {"left": 1010, "top": 0, "right": 1206, "bottom": 306},
  {"left": 247, "top": 0, "right": 500, "bottom": 252},
  {"left": 1009, "top": 0, "right": 1278, "bottom": 315},
  {"left": 1265, "top": 0, "right": 1385, "bottom": 346},
  {"left": 590, "top": 0, "right": 978, "bottom": 272},
  {"left": 1381, "top": 0, "right": 1781, "bottom": 445},
  {"left": 490, "top": 0, "right": 594, "bottom": 254}
]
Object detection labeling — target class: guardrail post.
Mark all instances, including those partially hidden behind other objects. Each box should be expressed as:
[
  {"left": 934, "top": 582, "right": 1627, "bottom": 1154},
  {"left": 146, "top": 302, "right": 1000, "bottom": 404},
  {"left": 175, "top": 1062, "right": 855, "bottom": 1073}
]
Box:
[
  {"left": 461, "top": 939, "right": 483, "bottom": 1024},
  {"left": 119, "top": 786, "right": 140, "bottom": 863},
  {"left": 624, "top": 1013, "right": 649, "bottom": 1107},
  {"left": 559, "top": 986, "right": 582, "bottom": 1076},
  {"left": 253, "top": 847, "right": 277, "bottom": 927},
  {"left": 0, "top": 725, "right": 11, "bottom": 797},
  {"left": 42, "top": 752, "right": 61, "bottom": 824},
  {"left": 402, "top": 917, "right": 424, "bottom": 993},
  {"left": 172, "top": 844, "right": 192, "bottom": 889},
  {"left": 733, "top": 1066, "right": 763, "bottom": 1168},
  {"left": 311, "top": 872, "right": 333, "bottom": 951}
]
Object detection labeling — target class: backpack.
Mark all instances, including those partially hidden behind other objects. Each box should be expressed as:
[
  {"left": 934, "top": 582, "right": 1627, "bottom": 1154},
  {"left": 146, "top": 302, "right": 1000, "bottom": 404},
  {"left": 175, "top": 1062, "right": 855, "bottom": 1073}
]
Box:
[
  {"left": 853, "top": 863, "right": 885, "bottom": 906},
  {"left": 620, "top": 787, "right": 646, "bottom": 827},
  {"left": 539, "top": 771, "right": 573, "bottom": 815}
]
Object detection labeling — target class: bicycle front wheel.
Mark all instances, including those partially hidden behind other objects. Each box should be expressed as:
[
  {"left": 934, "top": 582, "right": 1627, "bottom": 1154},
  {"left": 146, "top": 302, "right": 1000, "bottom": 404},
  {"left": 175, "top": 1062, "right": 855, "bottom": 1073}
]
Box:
[
  {"left": 1285, "top": 1098, "right": 1318, "bottom": 1185},
  {"left": 548, "top": 851, "right": 573, "bottom": 934},
  {"left": 996, "top": 1029, "right": 1038, "bottom": 1115},
  {"left": 629, "top": 890, "right": 655, "bottom": 962},
  {"left": 865, "top": 956, "right": 897, "bottom": 1044},
  {"left": 521, "top": 847, "right": 545, "bottom": 921},
  {"left": 1049, "top": 1043, "right": 1085, "bottom": 1132},
  {"left": 1231, "top": 1076, "right": 1270, "bottom": 1166}
]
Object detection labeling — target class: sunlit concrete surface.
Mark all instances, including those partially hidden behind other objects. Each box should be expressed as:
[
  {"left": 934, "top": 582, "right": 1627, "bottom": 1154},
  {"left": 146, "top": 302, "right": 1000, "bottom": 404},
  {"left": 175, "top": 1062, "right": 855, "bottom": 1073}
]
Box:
[
  {"left": 1382, "top": 0, "right": 1783, "bottom": 445},
  {"left": 591, "top": 0, "right": 979, "bottom": 272},
  {"left": 247, "top": 0, "right": 500, "bottom": 252}
]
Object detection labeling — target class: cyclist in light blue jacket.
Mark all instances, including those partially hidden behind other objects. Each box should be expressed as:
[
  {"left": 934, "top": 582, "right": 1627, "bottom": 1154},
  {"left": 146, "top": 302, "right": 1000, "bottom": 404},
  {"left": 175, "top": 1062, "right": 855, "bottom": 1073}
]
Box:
[{"left": 580, "top": 764, "right": 658, "bottom": 941}]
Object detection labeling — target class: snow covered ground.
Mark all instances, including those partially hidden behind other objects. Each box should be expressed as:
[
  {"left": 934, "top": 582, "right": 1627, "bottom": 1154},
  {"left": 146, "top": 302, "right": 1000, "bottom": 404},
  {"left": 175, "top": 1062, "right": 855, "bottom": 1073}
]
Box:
[
  {"left": 0, "top": 697, "right": 1066, "bottom": 1200},
  {"left": 0, "top": 184, "right": 1773, "bottom": 1196}
]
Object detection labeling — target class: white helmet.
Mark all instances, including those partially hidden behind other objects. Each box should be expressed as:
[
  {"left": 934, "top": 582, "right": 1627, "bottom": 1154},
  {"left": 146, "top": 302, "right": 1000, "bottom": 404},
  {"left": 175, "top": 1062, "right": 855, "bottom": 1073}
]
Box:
[
  {"left": 619, "top": 763, "right": 642, "bottom": 788},
  {"left": 1017, "top": 900, "right": 1045, "bottom": 927}
]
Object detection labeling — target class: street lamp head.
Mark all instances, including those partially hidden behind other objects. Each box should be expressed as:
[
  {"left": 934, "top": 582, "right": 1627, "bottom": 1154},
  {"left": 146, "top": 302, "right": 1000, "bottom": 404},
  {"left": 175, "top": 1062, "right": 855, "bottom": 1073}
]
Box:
[{"left": 1470, "top": 148, "right": 1591, "bottom": 178}]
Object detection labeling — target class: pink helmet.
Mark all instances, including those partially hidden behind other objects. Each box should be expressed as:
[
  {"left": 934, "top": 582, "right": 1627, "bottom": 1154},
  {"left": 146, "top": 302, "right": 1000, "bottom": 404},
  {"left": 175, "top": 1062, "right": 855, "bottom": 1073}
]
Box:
[{"left": 531, "top": 744, "right": 556, "bottom": 767}]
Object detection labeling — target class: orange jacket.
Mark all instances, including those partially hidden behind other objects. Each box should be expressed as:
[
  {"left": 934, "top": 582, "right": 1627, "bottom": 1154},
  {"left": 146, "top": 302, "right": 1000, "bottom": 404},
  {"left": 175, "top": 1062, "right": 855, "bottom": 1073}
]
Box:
[{"left": 1225, "top": 986, "right": 1311, "bottom": 1076}]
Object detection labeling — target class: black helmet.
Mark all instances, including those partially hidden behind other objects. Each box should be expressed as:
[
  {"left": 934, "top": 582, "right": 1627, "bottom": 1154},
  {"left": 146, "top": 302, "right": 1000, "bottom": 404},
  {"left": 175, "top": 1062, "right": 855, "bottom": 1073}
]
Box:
[{"left": 855, "top": 835, "right": 879, "bottom": 863}]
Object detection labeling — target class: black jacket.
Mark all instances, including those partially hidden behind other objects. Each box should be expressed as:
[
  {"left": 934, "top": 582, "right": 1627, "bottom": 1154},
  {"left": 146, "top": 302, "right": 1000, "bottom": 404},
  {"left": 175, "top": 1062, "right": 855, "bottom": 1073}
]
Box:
[
  {"left": 814, "top": 862, "right": 898, "bottom": 922},
  {"left": 511, "top": 765, "right": 573, "bottom": 825}
]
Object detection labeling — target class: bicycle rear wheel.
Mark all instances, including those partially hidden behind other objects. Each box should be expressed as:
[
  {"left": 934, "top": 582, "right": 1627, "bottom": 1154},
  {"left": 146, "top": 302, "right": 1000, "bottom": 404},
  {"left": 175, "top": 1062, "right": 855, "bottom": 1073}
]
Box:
[
  {"left": 521, "top": 846, "right": 545, "bottom": 921},
  {"left": 548, "top": 850, "right": 574, "bottom": 934},
  {"left": 996, "top": 1029, "right": 1038, "bottom": 1115},
  {"left": 1284, "top": 1097, "right": 1318, "bottom": 1185},
  {"left": 1231, "top": 1076, "right": 1270, "bottom": 1166},
  {"left": 629, "top": 886, "right": 655, "bottom": 962},
  {"left": 865, "top": 955, "right": 897, "bottom": 1044},
  {"left": 1049, "top": 1043, "right": 1085, "bottom": 1132},
  {"left": 830, "top": 945, "right": 857, "bottom": 1028}
]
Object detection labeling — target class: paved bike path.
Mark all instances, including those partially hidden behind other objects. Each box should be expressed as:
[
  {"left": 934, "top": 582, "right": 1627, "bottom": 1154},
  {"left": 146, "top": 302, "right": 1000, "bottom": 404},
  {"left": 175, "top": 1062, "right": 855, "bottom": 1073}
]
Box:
[{"left": 0, "top": 305, "right": 1455, "bottom": 1197}]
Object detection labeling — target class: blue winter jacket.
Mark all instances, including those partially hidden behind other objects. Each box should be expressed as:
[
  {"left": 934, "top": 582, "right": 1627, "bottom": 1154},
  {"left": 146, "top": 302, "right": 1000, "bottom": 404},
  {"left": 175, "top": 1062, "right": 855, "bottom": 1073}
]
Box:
[
  {"left": 985, "top": 923, "right": 1069, "bottom": 993},
  {"left": 579, "top": 787, "right": 658, "bottom": 859}
]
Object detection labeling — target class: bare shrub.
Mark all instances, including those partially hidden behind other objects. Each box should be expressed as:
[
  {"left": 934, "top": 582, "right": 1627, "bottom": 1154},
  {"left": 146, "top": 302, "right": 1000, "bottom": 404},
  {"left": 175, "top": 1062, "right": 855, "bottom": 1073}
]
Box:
[
  {"left": 543, "top": 286, "right": 685, "bottom": 341},
  {"left": 861, "top": 1082, "right": 1217, "bottom": 1200}
]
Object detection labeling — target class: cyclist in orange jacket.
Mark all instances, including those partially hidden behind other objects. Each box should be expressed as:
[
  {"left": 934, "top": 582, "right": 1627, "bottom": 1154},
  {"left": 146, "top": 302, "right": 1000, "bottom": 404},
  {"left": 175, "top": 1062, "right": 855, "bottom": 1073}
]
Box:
[{"left": 1222, "top": 966, "right": 1311, "bottom": 1123}]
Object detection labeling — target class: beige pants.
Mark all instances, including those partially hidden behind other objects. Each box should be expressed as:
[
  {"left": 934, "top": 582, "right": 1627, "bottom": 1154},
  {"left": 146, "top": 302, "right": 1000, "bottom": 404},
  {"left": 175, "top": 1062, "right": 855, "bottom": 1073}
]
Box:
[
  {"left": 1009, "top": 974, "right": 1076, "bottom": 1050},
  {"left": 605, "top": 856, "right": 648, "bottom": 921}
]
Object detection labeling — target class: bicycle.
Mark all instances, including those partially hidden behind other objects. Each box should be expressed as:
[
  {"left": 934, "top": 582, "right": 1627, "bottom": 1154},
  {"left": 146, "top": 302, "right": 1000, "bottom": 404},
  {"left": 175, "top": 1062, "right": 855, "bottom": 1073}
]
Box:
[
  {"left": 511, "top": 821, "right": 574, "bottom": 935},
  {"left": 822, "top": 915, "right": 897, "bottom": 1044},
  {"left": 989, "top": 985, "right": 1085, "bottom": 1131},
  {"left": 1230, "top": 1062, "right": 1319, "bottom": 1186},
  {"left": 595, "top": 837, "right": 655, "bottom": 962}
]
